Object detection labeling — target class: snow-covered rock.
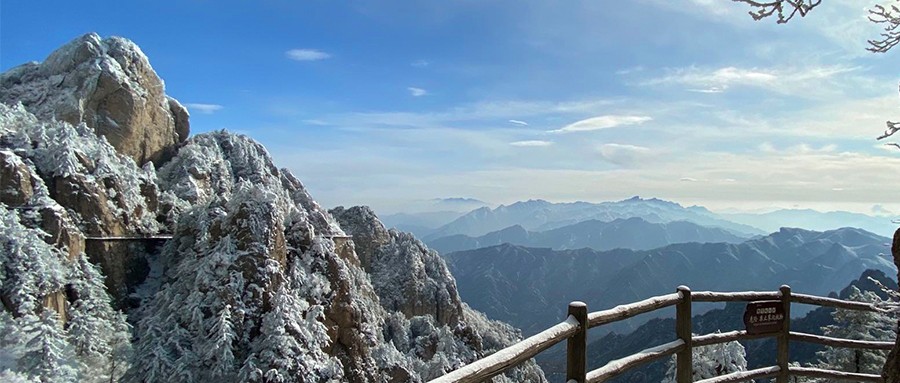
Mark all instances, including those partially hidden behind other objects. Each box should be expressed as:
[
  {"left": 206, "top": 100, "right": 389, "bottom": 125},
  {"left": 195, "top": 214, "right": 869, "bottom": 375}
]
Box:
[
  {"left": 0, "top": 33, "right": 189, "bottom": 166},
  {"left": 331, "top": 206, "right": 463, "bottom": 326}
]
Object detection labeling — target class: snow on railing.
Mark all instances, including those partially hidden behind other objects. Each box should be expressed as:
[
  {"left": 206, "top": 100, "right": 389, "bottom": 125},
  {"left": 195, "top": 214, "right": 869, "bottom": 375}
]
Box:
[
  {"left": 789, "top": 366, "right": 883, "bottom": 382},
  {"left": 584, "top": 339, "right": 685, "bottom": 383},
  {"left": 84, "top": 235, "right": 173, "bottom": 241},
  {"left": 427, "top": 315, "right": 580, "bottom": 383},
  {"left": 427, "top": 285, "right": 894, "bottom": 383},
  {"left": 587, "top": 292, "right": 681, "bottom": 327}
]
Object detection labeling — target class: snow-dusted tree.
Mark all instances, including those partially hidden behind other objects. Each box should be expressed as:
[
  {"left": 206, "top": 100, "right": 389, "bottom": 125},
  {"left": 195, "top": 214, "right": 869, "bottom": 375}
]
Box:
[
  {"left": 661, "top": 338, "right": 749, "bottom": 382},
  {"left": 814, "top": 286, "right": 896, "bottom": 377},
  {"left": 66, "top": 256, "right": 132, "bottom": 383},
  {"left": 19, "top": 311, "right": 78, "bottom": 383},
  {"left": 239, "top": 285, "right": 342, "bottom": 383}
]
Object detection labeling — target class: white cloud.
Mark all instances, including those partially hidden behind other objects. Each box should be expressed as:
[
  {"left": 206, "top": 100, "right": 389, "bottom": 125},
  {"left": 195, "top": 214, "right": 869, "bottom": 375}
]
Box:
[
  {"left": 408, "top": 87, "right": 428, "bottom": 97},
  {"left": 510, "top": 140, "right": 553, "bottom": 147},
  {"left": 550, "top": 115, "right": 652, "bottom": 133},
  {"left": 687, "top": 86, "right": 727, "bottom": 93},
  {"left": 616, "top": 66, "right": 645, "bottom": 75},
  {"left": 185, "top": 103, "right": 223, "bottom": 114},
  {"left": 302, "top": 119, "right": 329, "bottom": 126},
  {"left": 680, "top": 177, "right": 698, "bottom": 182},
  {"left": 597, "top": 143, "right": 653, "bottom": 166},
  {"left": 508, "top": 119, "right": 529, "bottom": 126},
  {"left": 642, "top": 65, "right": 858, "bottom": 95},
  {"left": 285, "top": 49, "right": 331, "bottom": 61},
  {"left": 411, "top": 59, "right": 430, "bottom": 68}
]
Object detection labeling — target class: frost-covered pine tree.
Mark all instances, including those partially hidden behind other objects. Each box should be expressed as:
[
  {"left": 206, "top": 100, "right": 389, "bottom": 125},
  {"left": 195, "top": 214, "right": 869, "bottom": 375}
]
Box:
[
  {"left": 66, "top": 257, "right": 132, "bottom": 383},
  {"left": 661, "top": 338, "right": 748, "bottom": 383},
  {"left": 19, "top": 311, "right": 78, "bottom": 383},
  {"left": 814, "top": 286, "right": 896, "bottom": 377}
]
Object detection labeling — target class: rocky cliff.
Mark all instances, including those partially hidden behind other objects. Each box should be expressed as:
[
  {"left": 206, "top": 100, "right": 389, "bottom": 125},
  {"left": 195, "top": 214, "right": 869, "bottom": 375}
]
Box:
[
  {"left": 0, "top": 34, "right": 546, "bottom": 382},
  {"left": 0, "top": 33, "right": 189, "bottom": 167}
]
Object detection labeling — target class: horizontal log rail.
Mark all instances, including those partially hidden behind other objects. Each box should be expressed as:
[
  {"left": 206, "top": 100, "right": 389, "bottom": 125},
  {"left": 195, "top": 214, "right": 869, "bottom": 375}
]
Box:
[
  {"left": 427, "top": 315, "right": 579, "bottom": 383},
  {"left": 584, "top": 339, "right": 685, "bottom": 383},
  {"left": 427, "top": 285, "right": 896, "bottom": 383},
  {"left": 693, "top": 366, "right": 781, "bottom": 383},
  {"left": 692, "top": 330, "right": 775, "bottom": 347},
  {"left": 84, "top": 235, "right": 173, "bottom": 241},
  {"left": 789, "top": 331, "right": 895, "bottom": 350},
  {"left": 692, "top": 291, "right": 781, "bottom": 302},
  {"left": 791, "top": 293, "right": 888, "bottom": 312},
  {"left": 789, "top": 366, "right": 884, "bottom": 382},
  {"left": 587, "top": 293, "right": 681, "bottom": 328}
]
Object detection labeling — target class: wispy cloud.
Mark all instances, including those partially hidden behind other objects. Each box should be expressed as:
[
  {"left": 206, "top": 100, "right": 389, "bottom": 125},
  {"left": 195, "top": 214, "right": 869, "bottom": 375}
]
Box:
[
  {"left": 687, "top": 87, "right": 726, "bottom": 94},
  {"left": 508, "top": 119, "right": 529, "bottom": 126},
  {"left": 550, "top": 115, "right": 652, "bottom": 133},
  {"left": 680, "top": 177, "right": 698, "bottom": 182},
  {"left": 510, "top": 140, "right": 553, "bottom": 147},
  {"left": 285, "top": 49, "right": 331, "bottom": 61},
  {"left": 597, "top": 143, "right": 652, "bottom": 166},
  {"left": 411, "top": 59, "right": 430, "bottom": 68},
  {"left": 407, "top": 87, "right": 428, "bottom": 97},
  {"left": 642, "top": 65, "right": 859, "bottom": 95},
  {"left": 185, "top": 103, "right": 223, "bottom": 114}
]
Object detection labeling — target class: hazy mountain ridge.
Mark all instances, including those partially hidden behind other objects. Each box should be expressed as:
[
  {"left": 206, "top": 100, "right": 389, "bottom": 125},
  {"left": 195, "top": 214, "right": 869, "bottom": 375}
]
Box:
[
  {"left": 444, "top": 227, "right": 897, "bottom": 337},
  {"left": 423, "top": 197, "right": 764, "bottom": 241},
  {"left": 723, "top": 209, "right": 897, "bottom": 238},
  {"left": 427, "top": 217, "right": 748, "bottom": 254}
]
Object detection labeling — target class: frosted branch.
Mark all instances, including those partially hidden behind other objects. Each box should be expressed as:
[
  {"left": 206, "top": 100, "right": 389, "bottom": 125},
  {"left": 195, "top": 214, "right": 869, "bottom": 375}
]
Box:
[
  {"left": 731, "top": 0, "right": 822, "bottom": 23},
  {"left": 867, "top": 2, "right": 900, "bottom": 53}
]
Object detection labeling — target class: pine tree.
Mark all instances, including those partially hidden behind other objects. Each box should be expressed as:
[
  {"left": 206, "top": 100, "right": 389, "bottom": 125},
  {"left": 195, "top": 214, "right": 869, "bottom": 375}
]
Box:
[
  {"left": 19, "top": 311, "right": 78, "bottom": 383},
  {"left": 66, "top": 257, "right": 132, "bottom": 382},
  {"left": 203, "top": 304, "right": 237, "bottom": 380},
  {"left": 815, "top": 286, "right": 895, "bottom": 377}
]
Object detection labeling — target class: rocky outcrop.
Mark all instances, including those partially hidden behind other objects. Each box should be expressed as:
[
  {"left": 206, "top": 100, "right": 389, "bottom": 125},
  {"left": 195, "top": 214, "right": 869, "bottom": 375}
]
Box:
[
  {"left": 331, "top": 205, "right": 464, "bottom": 327},
  {"left": 0, "top": 33, "right": 189, "bottom": 166}
]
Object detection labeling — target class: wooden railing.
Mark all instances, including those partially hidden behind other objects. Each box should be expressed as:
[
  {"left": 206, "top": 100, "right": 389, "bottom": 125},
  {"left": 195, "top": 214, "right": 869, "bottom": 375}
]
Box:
[{"left": 428, "top": 285, "right": 896, "bottom": 383}]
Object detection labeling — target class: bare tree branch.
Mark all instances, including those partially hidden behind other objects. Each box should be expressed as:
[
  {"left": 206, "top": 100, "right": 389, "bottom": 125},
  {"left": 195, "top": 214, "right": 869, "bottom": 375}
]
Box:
[
  {"left": 878, "top": 121, "right": 900, "bottom": 140},
  {"left": 867, "top": 3, "right": 900, "bottom": 53},
  {"left": 731, "top": 0, "right": 822, "bottom": 23}
]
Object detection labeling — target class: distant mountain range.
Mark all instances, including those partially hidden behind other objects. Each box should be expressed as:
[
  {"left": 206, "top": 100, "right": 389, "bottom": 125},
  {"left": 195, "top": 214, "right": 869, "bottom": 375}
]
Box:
[
  {"left": 536, "top": 269, "right": 899, "bottom": 382},
  {"left": 379, "top": 197, "right": 489, "bottom": 238},
  {"left": 722, "top": 209, "right": 897, "bottom": 238},
  {"left": 427, "top": 217, "right": 748, "bottom": 254},
  {"left": 443, "top": 227, "right": 897, "bottom": 336},
  {"left": 381, "top": 197, "right": 897, "bottom": 245},
  {"left": 423, "top": 197, "right": 764, "bottom": 241}
]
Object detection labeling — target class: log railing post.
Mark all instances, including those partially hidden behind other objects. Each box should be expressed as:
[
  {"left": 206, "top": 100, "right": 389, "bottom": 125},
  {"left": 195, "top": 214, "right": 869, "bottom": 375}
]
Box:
[
  {"left": 676, "top": 286, "right": 692, "bottom": 383},
  {"left": 567, "top": 301, "right": 587, "bottom": 383},
  {"left": 777, "top": 285, "right": 792, "bottom": 383}
]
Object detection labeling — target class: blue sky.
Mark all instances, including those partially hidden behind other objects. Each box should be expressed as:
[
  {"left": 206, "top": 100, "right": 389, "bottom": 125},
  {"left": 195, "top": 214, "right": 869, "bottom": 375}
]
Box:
[{"left": 2, "top": 0, "right": 899, "bottom": 214}]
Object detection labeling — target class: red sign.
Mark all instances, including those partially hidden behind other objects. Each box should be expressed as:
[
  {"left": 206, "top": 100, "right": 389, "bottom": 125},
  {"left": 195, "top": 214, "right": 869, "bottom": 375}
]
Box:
[{"left": 743, "top": 300, "right": 785, "bottom": 335}]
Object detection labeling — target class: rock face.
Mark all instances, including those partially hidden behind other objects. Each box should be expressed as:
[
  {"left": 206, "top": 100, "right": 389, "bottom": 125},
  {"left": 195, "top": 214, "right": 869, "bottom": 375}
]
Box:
[
  {"left": 0, "top": 35, "right": 547, "bottom": 383},
  {"left": 0, "top": 33, "right": 189, "bottom": 166},
  {"left": 331, "top": 206, "right": 464, "bottom": 326}
]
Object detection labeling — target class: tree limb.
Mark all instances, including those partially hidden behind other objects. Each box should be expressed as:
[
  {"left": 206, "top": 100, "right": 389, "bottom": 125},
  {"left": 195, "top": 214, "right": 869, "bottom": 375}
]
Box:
[
  {"left": 867, "top": 3, "right": 900, "bottom": 53},
  {"left": 731, "top": 0, "right": 822, "bottom": 23}
]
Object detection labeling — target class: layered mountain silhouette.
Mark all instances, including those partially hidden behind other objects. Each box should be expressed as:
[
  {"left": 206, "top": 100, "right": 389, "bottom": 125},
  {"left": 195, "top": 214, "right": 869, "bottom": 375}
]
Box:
[
  {"left": 427, "top": 217, "right": 748, "bottom": 254},
  {"left": 444, "top": 227, "right": 896, "bottom": 336},
  {"left": 423, "top": 197, "right": 764, "bottom": 241}
]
